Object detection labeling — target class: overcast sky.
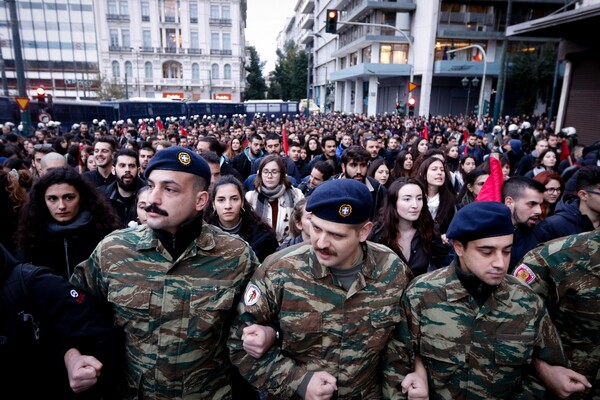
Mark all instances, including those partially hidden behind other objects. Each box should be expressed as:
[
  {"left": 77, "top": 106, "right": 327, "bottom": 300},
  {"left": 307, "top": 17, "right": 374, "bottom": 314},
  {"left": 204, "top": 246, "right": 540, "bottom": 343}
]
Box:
[{"left": 245, "top": 0, "right": 296, "bottom": 74}]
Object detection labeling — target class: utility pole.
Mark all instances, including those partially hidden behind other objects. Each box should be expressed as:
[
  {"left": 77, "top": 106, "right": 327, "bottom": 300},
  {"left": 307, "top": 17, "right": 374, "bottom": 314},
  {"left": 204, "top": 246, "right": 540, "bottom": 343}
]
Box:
[
  {"left": 7, "top": 0, "right": 32, "bottom": 135},
  {"left": 493, "top": 0, "right": 513, "bottom": 124}
]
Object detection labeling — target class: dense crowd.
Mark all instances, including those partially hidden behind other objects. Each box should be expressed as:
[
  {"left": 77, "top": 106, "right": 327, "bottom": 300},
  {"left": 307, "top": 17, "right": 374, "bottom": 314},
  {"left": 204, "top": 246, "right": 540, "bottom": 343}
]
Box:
[{"left": 0, "top": 110, "right": 598, "bottom": 399}]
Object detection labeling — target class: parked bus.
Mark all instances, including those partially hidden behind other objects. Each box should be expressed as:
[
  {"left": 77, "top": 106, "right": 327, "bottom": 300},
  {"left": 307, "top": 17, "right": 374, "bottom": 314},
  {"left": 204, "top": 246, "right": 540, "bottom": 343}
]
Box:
[{"left": 243, "top": 100, "right": 300, "bottom": 120}]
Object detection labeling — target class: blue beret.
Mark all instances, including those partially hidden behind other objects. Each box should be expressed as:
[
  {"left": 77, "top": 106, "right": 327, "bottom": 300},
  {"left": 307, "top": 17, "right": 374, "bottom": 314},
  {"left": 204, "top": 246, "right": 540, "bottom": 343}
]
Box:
[
  {"left": 306, "top": 179, "right": 372, "bottom": 224},
  {"left": 144, "top": 146, "right": 211, "bottom": 182},
  {"left": 446, "top": 201, "right": 514, "bottom": 242}
]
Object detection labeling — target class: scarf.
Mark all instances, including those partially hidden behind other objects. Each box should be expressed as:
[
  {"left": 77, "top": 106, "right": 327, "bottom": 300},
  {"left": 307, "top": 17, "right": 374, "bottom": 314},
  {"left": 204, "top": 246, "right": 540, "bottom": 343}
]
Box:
[
  {"left": 254, "top": 184, "right": 295, "bottom": 223},
  {"left": 46, "top": 210, "right": 93, "bottom": 234}
]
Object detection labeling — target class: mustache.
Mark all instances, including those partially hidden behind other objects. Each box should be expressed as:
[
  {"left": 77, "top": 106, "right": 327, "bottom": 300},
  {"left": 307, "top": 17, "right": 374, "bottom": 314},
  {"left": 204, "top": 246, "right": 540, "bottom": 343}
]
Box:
[
  {"left": 315, "top": 247, "right": 337, "bottom": 256},
  {"left": 144, "top": 204, "right": 169, "bottom": 216}
]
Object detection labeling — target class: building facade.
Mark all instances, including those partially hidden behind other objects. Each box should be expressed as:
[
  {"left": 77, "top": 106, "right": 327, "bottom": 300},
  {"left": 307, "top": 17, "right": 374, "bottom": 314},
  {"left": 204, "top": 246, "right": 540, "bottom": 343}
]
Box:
[
  {"left": 283, "top": 0, "right": 565, "bottom": 117},
  {"left": 0, "top": 0, "right": 247, "bottom": 101}
]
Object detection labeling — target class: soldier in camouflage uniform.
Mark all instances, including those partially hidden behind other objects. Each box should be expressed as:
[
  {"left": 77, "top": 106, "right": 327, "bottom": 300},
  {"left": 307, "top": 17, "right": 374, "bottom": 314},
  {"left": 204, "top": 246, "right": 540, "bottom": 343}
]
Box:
[
  {"left": 384, "top": 201, "right": 588, "bottom": 400},
  {"left": 515, "top": 228, "right": 599, "bottom": 399},
  {"left": 228, "top": 179, "right": 413, "bottom": 399},
  {"left": 70, "top": 146, "right": 260, "bottom": 399}
]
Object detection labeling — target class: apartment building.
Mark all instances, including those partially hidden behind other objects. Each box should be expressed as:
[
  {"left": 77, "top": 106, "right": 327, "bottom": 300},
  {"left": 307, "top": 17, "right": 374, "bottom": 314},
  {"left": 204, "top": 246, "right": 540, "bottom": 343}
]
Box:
[
  {"left": 0, "top": 0, "right": 247, "bottom": 101},
  {"left": 284, "top": 0, "right": 565, "bottom": 117}
]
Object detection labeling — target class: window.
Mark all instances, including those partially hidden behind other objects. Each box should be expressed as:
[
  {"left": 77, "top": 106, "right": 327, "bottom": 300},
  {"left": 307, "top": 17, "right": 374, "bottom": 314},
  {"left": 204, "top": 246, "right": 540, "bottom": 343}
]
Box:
[
  {"left": 210, "top": 5, "right": 219, "bottom": 18},
  {"left": 361, "top": 46, "right": 372, "bottom": 63},
  {"left": 350, "top": 52, "right": 358, "bottom": 66},
  {"left": 190, "top": 2, "right": 198, "bottom": 21},
  {"left": 211, "top": 33, "right": 219, "bottom": 49},
  {"left": 145, "top": 61, "right": 153, "bottom": 79},
  {"left": 107, "top": 0, "right": 117, "bottom": 14},
  {"left": 222, "top": 5, "right": 230, "bottom": 19},
  {"left": 191, "top": 31, "right": 199, "bottom": 49},
  {"left": 112, "top": 60, "right": 120, "bottom": 78},
  {"left": 165, "top": 28, "right": 177, "bottom": 49},
  {"left": 163, "top": 61, "right": 183, "bottom": 79},
  {"left": 141, "top": 1, "right": 150, "bottom": 19},
  {"left": 224, "top": 64, "right": 231, "bottom": 79},
  {"left": 379, "top": 44, "right": 409, "bottom": 64},
  {"left": 110, "top": 29, "right": 119, "bottom": 47},
  {"left": 223, "top": 33, "right": 231, "bottom": 50},
  {"left": 122, "top": 30, "right": 130, "bottom": 48},
  {"left": 192, "top": 63, "right": 200, "bottom": 81},
  {"left": 119, "top": 0, "right": 128, "bottom": 15},
  {"left": 211, "top": 63, "right": 219, "bottom": 80},
  {"left": 125, "top": 61, "right": 133, "bottom": 78},
  {"left": 143, "top": 30, "right": 151, "bottom": 48}
]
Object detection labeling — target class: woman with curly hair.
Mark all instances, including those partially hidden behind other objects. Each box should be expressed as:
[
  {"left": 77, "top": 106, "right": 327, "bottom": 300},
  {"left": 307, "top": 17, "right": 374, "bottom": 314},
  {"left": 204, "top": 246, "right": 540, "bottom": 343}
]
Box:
[
  {"left": 0, "top": 168, "right": 32, "bottom": 254},
  {"left": 370, "top": 178, "right": 450, "bottom": 276},
  {"left": 205, "top": 175, "right": 278, "bottom": 262},
  {"left": 16, "top": 167, "right": 121, "bottom": 279}
]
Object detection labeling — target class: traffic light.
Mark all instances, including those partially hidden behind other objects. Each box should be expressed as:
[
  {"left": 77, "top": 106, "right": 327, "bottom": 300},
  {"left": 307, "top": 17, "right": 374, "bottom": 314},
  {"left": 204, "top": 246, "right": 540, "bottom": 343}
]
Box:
[
  {"left": 325, "top": 9, "right": 338, "bottom": 34},
  {"left": 408, "top": 97, "right": 416, "bottom": 116},
  {"left": 483, "top": 100, "right": 490, "bottom": 115},
  {"left": 36, "top": 86, "right": 46, "bottom": 109}
]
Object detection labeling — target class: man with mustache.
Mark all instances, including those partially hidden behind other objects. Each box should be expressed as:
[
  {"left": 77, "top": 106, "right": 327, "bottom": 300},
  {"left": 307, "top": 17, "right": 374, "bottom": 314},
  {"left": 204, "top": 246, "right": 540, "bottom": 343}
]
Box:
[
  {"left": 100, "top": 148, "right": 146, "bottom": 227},
  {"left": 332, "top": 145, "right": 387, "bottom": 221},
  {"left": 228, "top": 179, "right": 412, "bottom": 399},
  {"left": 70, "top": 146, "right": 260, "bottom": 399},
  {"left": 501, "top": 176, "right": 547, "bottom": 273}
]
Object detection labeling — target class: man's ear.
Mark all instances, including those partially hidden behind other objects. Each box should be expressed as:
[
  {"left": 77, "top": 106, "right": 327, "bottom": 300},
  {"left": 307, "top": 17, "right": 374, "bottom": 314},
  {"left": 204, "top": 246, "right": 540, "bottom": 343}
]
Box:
[
  {"left": 452, "top": 240, "right": 465, "bottom": 257},
  {"left": 359, "top": 221, "right": 373, "bottom": 242},
  {"left": 195, "top": 191, "right": 209, "bottom": 212},
  {"left": 504, "top": 196, "right": 514, "bottom": 209}
]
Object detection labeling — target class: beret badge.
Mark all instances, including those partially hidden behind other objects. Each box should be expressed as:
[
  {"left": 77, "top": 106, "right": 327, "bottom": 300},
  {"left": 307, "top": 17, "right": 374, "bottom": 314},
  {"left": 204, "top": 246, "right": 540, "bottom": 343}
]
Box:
[
  {"left": 339, "top": 204, "right": 352, "bottom": 217},
  {"left": 178, "top": 152, "right": 191, "bottom": 166}
]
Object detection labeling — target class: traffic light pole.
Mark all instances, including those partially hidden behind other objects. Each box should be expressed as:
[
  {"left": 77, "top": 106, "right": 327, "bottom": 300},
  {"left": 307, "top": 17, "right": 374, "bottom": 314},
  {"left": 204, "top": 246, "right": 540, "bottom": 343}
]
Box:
[
  {"left": 447, "top": 44, "right": 487, "bottom": 126},
  {"left": 7, "top": 0, "right": 32, "bottom": 135},
  {"left": 334, "top": 20, "right": 414, "bottom": 106}
]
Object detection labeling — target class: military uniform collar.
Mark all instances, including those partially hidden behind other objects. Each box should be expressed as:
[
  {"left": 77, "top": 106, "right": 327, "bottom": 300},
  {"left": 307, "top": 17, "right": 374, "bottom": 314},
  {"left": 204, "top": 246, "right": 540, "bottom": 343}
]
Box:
[{"left": 444, "top": 262, "right": 511, "bottom": 307}]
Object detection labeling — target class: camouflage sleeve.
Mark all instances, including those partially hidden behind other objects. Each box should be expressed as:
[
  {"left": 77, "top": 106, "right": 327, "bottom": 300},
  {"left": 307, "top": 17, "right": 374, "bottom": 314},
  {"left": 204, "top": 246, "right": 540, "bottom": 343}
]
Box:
[
  {"left": 515, "top": 247, "right": 554, "bottom": 305},
  {"left": 383, "top": 289, "right": 416, "bottom": 400},
  {"left": 228, "top": 263, "right": 309, "bottom": 398}
]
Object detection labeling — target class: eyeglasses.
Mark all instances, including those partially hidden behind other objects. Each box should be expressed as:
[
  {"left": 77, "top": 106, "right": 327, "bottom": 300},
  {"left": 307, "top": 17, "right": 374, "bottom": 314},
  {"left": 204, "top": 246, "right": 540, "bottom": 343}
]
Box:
[
  {"left": 586, "top": 190, "right": 600, "bottom": 196},
  {"left": 34, "top": 143, "right": 53, "bottom": 150},
  {"left": 262, "top": 169, "right": 280, "bottom": 176},
  {"left": 545, "top": 188, "right": 561, "bottom": 194}
]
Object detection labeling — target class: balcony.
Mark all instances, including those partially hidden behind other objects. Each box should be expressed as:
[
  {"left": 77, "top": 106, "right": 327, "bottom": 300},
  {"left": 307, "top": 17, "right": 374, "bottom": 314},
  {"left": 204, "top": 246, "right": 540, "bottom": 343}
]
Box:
[
  {"left": 343, "top": 0, "right": 416, "bottom": 24},
  {"left": 439, "top": 11, "right": 494, "bottom": 26},
  {"left": 300, "top": 13, "right": 314, "bottom": 29},
  {"left": 336, "top": 25, "right": 412, "bottom": 52},
  {"left": 210, "top": 49, "right": 233, "bottom": 56},
  {"left": 142, "top": 15, "right": 150, "bottom": 22},
  {"left": 162, "top": 16, "right": 179, "bottom": 23},
  {"left": 212, "top": 79, "right": 234, "bottom": 88},
  {"left": 190, "top": 17, "right": 198, "bottom": 23},
  {"left": 109, "top": 45, "right": 131, "bottom": 52},
  {"left": 209, "top": 18, "right": 232, "bottom": 26},
  {"left": 298, "top": 0, "right": 314, "bottom": 14},
  {"left": 187, "top": 48, "right": 203, "bottom": 55},
  {"left": 140, "top": 47, "right": 154, "bottom": 53},
  {"left": 106, "top": 14, "right": 130, "bottom": 22},
  {"left": 156, "top": 47, "right": 185, "bottom": 54}
]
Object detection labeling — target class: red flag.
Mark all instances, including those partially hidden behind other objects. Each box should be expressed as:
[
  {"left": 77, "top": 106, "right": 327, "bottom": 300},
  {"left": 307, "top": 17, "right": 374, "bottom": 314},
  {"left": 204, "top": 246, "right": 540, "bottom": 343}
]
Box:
[
  {"left": 462, "top": 129, "right": 469, "bottom": 144},
  {"left": 422, "top": 125, "right": 429, "bottom": 141},
  {"left": 560, "top": 139, "right": 571, "bottom": 161},
  {"left": 179, "top": 125, "right": 188, "bottom": 137},
  {"left": 476, "top": 156, "right": 503, "bottom": 202},
  {"left": 282, "top": 125, "right": 289, "bottom": 154},
  {"left": 156, "top": 118, "right": 164, "bottom": 131}
]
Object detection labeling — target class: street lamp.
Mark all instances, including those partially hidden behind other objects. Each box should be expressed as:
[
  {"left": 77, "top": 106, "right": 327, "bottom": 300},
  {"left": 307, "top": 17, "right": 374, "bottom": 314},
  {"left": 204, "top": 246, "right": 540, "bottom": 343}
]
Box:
[
  {"left": 461, "top": 76, "right": 479, "bottom": 116},
  {"left": 448, "top": 44, "right": 487, "bottom": 124}
]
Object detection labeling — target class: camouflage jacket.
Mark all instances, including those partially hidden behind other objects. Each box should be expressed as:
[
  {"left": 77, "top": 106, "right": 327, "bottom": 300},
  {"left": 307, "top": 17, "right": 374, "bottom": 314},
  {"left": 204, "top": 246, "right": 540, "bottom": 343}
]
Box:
[
  {"left": 70, "top": 223, "right": 260, "bottom": 400},
  {"left": 515, "top": 228, "right": 600, "bottom": 399},
  {"left": 228, "top": 241, "right": 413, "bottom": 399},
  {"left": 384, "top": 261, "right": 567, "bottom": 400}
]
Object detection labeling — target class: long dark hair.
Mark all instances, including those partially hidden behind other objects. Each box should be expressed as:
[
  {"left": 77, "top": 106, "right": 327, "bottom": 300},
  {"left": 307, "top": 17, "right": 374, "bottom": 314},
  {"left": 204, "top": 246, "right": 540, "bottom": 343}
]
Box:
[
  {"left": 375, "top": 178, "right": 434, "bottom": 256},
  {"left": 391, "top": 150, "right": 413, "bottom": 180},
  {"left": 16, "top": 167, "right": 121, "bottom": 252},
  {"left": 416, "top": 157, "right": 456, "bottom": 234},
  {"left": 253, "top": 154, "right": 292, "bottom": 191},
  {"left": 205, "top": 175, "right": 275, "bottom": 240}
]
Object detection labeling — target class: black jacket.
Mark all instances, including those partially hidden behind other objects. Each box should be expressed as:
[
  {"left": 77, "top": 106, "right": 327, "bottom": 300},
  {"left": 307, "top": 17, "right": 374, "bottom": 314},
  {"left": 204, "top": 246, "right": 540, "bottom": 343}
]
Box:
[
  {"left": 0, "top": 244, "right": 123, "bottom": 399},
  {"left": 331, "top": 175, "right": 387, "bottom": 221},
  {"left": 536, "top": 197, "right": 595, "bottom": 242},
  {"left": 100, "top": 177, "right": 146, "bottom": 227}
]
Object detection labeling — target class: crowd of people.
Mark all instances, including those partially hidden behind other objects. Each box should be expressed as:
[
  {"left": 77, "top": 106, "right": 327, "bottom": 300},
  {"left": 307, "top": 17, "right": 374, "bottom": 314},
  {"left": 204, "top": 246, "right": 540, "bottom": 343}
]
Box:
[{"left": 0, "top": 110, "right": 598, "bottom": 399}]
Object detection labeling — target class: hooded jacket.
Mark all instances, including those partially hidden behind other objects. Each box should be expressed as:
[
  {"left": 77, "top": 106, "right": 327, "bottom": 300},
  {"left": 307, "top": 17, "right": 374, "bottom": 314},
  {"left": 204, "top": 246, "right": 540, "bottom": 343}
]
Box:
[{"left": 536, "top": 197, "right": 595, "bottom": 241}]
